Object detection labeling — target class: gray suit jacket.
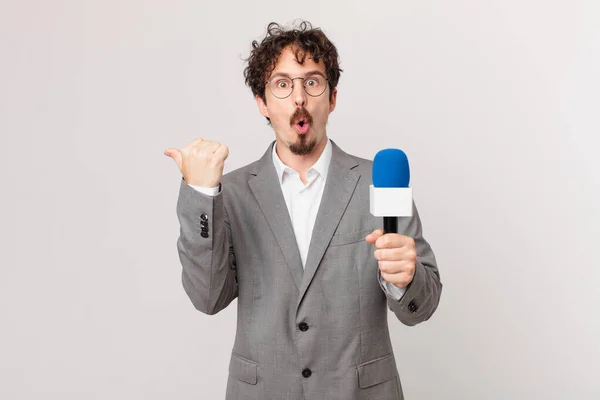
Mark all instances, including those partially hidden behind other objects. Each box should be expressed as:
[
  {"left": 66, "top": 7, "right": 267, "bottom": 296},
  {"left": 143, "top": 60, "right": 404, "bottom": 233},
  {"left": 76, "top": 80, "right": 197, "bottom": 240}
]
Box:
[{"left": 175, "top": 139, "right": 442, "bottom": 400}]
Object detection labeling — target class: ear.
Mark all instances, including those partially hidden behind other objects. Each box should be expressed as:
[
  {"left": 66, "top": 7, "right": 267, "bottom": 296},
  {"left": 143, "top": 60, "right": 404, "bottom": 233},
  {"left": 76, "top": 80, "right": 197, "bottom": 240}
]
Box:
[
  {"left": 329, "top": 88, "right": 338, "bottom": 113},
  {"left": 256, "top": 95, "right": 269, "bottom": 119}
]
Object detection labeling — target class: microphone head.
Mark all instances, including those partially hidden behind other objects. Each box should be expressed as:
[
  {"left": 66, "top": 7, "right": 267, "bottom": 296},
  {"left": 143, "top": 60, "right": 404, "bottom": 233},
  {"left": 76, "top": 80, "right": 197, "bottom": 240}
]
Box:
[{"left": 372, "top": 148, "right": 410, "bottom": 188}]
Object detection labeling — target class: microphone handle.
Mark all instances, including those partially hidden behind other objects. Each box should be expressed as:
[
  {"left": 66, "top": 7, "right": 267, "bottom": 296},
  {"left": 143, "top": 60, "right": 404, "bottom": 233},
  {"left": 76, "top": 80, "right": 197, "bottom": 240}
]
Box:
[{"left": 383, "top": 216, "right": 398, "bottom": 234}]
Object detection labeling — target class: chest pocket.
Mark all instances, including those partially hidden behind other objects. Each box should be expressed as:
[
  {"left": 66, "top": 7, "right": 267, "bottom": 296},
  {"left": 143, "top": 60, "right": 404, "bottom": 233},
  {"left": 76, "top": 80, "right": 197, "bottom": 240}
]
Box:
[{"left": 329, "top": 228, "right": 373, "bottom": 247}]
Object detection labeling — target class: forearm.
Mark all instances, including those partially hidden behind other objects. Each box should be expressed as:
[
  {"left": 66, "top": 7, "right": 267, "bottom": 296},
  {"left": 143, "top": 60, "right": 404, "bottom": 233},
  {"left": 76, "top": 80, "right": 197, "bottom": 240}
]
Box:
[
  {"left": 383, "top": 201, "right": 442, "bottom": 326},
  {"left": 384, "top": 257, "right": 441, "bottom": 326},
  {"left": 176, "top": 178, "right": 238, "bottom": 315}
]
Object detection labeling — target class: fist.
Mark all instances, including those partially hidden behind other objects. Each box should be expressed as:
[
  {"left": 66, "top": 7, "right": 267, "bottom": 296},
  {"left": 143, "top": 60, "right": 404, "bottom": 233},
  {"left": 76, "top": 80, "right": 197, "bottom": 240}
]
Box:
[
  {"left": 365, "top": 229, "right": 417, "bottom": 289},
  {"left": 164, "top": 139, "right": 229, "bottom": 188}
]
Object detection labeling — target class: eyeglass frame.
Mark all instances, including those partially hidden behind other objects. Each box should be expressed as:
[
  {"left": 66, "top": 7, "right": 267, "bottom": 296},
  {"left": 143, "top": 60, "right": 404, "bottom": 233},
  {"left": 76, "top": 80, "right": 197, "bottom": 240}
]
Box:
[{"left": 265, "top": 73, "right": 330, "bottom": 99}]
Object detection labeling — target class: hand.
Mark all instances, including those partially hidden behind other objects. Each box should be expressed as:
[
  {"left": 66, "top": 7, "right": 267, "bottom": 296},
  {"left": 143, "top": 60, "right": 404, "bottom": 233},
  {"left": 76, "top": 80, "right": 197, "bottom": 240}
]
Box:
[
  {"left": 365, "top": 229, "right": 416, "bottom": 289},
  {"left": 164, "top": 139, "right": 229, "bottom": 188}
]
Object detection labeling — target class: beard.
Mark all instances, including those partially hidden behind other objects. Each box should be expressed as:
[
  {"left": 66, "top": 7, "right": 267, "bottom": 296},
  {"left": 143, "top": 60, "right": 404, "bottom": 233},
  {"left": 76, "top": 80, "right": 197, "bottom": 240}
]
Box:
[
  {"left": 288, "top": 106, "right": 317, "bottom": 155},
  {"left": 288, "top": 134, "right": 317, "bottom": 155}
]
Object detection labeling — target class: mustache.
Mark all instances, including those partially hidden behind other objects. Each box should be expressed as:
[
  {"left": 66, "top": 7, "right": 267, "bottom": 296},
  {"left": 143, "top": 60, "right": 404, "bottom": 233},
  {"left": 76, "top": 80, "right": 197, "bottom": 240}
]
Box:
[{"left": 290, "top": 107, "right": 314, "bottom": 126}]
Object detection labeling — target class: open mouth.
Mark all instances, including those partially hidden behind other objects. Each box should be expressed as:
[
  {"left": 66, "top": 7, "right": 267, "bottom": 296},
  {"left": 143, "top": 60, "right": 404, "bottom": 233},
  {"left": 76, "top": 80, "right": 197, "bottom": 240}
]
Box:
[
  {"left": 290, "top": 108, "right": 313, "bottom": 134},
  {"left": 294, "top": 119, "right": 310, "bottom": 134}
]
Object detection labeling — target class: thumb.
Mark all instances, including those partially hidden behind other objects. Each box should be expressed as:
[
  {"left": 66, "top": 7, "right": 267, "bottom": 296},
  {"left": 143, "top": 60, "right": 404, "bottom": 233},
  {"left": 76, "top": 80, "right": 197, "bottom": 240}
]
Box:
[
  {"left": 164, "top": 148, "right": 183, "bottom": 170},
  {"left": 365, "top": 229, "right": 384, "bottom": 244}
]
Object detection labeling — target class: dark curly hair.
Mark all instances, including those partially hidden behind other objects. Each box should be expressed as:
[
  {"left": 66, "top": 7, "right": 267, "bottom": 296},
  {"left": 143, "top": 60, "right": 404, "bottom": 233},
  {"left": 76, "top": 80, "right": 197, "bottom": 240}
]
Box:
[{"left": 244, "top": 21, "right": 343, "bottom": 107}]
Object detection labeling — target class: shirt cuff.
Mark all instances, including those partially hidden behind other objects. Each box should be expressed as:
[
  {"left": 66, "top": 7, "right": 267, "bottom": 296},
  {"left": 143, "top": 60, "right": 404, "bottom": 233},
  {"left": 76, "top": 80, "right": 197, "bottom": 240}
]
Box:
[
  {"left": 188, "top": 183, "right": 221, "bottom": 196},
  {"left": 377, "top": 270, "right": 407, "bottom": 301}
]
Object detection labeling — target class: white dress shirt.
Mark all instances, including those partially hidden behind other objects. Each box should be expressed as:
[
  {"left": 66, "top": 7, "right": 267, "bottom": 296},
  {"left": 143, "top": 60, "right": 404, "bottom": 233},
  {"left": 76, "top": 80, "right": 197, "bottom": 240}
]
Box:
[
  {"left": 270, "top": 139, "right": 331, "bottom": 268},
  {"left": 188, "top": 138, "right": 406, "bottom": 299}
]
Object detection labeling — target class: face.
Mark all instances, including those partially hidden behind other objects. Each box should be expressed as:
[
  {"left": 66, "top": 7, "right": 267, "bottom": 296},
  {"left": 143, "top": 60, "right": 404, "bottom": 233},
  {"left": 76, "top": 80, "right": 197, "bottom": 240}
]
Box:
[{"left": 256, "top": 46, "right": 337, "bottom": 157}]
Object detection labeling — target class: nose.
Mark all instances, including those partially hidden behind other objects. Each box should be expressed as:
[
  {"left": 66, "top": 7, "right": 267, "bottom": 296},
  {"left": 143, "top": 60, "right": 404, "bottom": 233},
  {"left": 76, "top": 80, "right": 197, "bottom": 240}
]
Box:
[{"left": 291, "top": 80, "right": 307, "bottom": 107}]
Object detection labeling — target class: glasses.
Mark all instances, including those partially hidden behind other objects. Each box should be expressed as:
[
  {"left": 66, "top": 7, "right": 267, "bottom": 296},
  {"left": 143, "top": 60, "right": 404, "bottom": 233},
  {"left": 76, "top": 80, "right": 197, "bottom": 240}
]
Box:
[{"left": 265, "top": 74, "right": 329, "bottom": 99}]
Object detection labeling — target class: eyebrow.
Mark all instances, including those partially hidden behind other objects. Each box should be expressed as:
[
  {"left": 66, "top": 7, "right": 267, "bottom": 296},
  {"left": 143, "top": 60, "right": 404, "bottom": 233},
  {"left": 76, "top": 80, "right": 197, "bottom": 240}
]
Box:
[{"left": 268, "top": 70, "right": 326, "bottom": 80}]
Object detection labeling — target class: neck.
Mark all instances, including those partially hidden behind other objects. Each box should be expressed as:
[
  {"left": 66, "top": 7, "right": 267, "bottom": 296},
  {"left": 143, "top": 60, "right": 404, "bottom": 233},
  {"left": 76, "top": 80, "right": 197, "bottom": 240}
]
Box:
[{"left": 276, "top": 136, "right": 328, "bottom": 178}]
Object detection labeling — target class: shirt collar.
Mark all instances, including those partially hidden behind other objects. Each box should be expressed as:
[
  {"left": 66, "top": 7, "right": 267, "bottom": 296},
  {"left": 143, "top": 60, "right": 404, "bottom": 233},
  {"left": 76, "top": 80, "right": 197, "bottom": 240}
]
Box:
[{"left": 272, "top": 138, "right": 332, "bottom": 185}]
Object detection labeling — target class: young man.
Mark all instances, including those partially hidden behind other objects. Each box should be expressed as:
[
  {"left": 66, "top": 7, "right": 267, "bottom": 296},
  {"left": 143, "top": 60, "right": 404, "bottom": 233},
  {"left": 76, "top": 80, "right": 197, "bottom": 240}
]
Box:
[{"left": 164, "top": 21, "right": 442, "bottom": 400}]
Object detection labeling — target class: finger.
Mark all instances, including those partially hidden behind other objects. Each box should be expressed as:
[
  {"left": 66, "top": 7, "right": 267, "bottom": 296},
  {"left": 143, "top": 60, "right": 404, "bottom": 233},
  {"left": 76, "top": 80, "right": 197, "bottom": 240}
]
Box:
[
  {"left": 375, "top": 233, "right": 413, "bottom": 249},
  {"left": 374, "top": 246, "right": 417, "bottom": 262},
  {"left": 378, "top": 259, "right": 414, "bottom": 275},
  {"left": 164, "top": 148, "right": 182, "bottom": 169},
  {"left": 183, "top": 138, "right": 205, "bottom": 151},
  {"left": 375, "top": 233, "right": 397, "bottom": 249},
  {"left": 209, "top": 141, "right": 221, "bottom": 153},
  {"left": 213, "top": 143, "right": 229, "bottom": 161},
  {"left": 373, "top": 247, "right": 402, "bottom": 261},
  {"left": 380, "top": 271, "right": 412, "bottom": 288},
  {"left": 199, "top": 140, "right": 220, "bottom": 153},
  {"left": 365, "top": 229, "right": 384, "bottom": 244}
]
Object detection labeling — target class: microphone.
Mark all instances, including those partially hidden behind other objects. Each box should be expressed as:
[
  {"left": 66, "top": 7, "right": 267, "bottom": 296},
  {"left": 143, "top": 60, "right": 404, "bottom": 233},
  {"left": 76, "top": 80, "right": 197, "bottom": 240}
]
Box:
[{"left": 370, "top": 149, "right": 413, "bottom": 234}]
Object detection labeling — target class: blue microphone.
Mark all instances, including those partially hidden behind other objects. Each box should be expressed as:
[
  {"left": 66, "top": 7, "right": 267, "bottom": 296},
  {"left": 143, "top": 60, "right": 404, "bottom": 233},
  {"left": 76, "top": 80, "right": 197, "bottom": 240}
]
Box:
[{"left": 370, "top": 149, "right": 413, "bottom": 234}]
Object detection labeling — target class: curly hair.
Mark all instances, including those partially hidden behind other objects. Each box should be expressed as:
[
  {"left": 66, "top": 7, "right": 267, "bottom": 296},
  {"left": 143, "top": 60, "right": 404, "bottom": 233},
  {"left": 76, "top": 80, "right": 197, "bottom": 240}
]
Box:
[{"left": 244, "top": 21, "right": 343, "bottom": 105}]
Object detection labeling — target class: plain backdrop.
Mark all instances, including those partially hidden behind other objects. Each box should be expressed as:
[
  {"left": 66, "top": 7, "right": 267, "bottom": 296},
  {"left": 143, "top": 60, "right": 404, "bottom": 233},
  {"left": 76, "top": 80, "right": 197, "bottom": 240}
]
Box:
[{"left": 1, "top": 0, "right": 599, "bottom": 399}]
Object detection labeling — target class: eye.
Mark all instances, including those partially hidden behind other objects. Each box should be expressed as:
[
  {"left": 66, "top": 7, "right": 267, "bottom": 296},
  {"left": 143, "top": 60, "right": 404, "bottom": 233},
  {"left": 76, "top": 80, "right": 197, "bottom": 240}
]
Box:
[
  {"left": 276, "top": 80, "right": 290, "bottom": 88},
  {"left": 306, "top": 78, "right": 318, "bottom": 87}
]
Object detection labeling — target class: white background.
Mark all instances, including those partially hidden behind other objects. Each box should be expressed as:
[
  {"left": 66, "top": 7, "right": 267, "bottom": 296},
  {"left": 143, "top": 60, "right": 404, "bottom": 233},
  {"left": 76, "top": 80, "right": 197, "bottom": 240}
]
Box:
[{"left": 1, "top": 0, "right": 598, "bottom": 399}]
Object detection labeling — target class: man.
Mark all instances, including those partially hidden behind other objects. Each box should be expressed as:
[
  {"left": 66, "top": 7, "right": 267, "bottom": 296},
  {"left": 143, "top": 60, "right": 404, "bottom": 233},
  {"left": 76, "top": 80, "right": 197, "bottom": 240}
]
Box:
[{"left": 164, "top": 21, "right": 442, "bottom": 400}]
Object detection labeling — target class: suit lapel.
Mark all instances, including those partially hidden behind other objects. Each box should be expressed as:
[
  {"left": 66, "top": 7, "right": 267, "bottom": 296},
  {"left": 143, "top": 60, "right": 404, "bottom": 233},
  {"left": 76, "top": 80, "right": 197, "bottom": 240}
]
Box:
[
  {"left": 248, "top": 142, "right": 304, "bottom": 291},
  {"left": 297, "top": 140, "right": 360, "bottom": 308}
]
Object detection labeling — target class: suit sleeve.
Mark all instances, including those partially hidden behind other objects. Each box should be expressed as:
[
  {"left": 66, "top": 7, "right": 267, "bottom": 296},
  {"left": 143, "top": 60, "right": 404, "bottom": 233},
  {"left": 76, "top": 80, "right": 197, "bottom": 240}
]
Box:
[
  {"left": 379, "top": 201, "right": 442, "bottom": 326},
  {"left": 175, "top": 177, "right": 238, "bottom": 315}
]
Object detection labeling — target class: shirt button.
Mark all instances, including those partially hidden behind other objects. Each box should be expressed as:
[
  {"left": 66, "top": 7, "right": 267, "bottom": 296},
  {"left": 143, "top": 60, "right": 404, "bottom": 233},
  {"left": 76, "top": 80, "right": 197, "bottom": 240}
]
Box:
[
  {"left": 298, "top": 322, "right": 309, "bottom": 332},
  {"left": 302, "top": 368, "right": 312, "bottom": 378}
]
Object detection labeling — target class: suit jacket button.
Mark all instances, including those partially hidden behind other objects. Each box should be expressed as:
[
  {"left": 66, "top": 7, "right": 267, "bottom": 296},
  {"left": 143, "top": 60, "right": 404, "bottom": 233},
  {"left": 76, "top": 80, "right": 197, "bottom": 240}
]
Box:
[
  {"left": 201, "top": 232, "right": 209, "bottom": 238},
  {"left": 200, "top": 213, "right": 208, "bottom": 221},
  {"left": 302, "top": 368, "right": 312, "bottom": 378},
  {"left": 298, "top": 322, "right": 309, "bottom": 332}
]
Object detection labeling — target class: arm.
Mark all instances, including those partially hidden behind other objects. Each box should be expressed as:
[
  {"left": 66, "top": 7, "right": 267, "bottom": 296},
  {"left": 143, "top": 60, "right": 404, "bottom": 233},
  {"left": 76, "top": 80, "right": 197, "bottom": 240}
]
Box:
[
  {"left": 176, "top": 178, "right": 238, "bottom": 315},
  {"left": 377, "top": 202, "right": 442, "bottom": 326}
]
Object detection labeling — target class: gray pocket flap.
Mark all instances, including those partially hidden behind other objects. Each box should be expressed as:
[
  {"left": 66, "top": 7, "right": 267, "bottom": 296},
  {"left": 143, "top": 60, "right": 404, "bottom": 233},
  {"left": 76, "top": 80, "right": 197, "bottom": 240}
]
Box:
[
  {"left": 330, "top": 228, "right": 373, "bottom": 246},
  {"left": 357, "top": 353, "right": 397, "bottom": 389},
  {"left": 229, "top": 353, "right": 258, "bottom": 385}
]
